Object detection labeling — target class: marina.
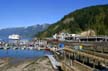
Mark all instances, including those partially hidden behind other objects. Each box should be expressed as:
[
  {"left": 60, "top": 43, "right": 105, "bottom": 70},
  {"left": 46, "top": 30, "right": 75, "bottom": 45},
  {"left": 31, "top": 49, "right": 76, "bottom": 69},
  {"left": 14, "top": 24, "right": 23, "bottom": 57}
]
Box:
[{"left": 0, "top": 34, "right": 108, "bottom": 71}]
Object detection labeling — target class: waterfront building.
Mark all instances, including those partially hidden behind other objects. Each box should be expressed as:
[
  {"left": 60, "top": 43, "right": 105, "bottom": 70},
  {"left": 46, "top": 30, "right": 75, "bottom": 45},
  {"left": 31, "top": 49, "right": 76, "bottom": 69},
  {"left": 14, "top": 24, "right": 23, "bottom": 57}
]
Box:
[
  {"left": 53, "top": 32, "right": 80, "bottom": 41},
  {"left": 53, "top": 32, "right": 108, "bottom": 42}
]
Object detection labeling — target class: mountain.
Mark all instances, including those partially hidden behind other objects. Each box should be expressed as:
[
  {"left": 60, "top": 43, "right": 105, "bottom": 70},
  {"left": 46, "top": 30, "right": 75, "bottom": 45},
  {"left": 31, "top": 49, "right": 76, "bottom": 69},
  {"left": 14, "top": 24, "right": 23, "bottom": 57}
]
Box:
[
  {"left": 37, "top": 5, "right": 108, "bottom": 38},
  {"left": 0, "top": 24, "right": 50, "bottom": 39}
]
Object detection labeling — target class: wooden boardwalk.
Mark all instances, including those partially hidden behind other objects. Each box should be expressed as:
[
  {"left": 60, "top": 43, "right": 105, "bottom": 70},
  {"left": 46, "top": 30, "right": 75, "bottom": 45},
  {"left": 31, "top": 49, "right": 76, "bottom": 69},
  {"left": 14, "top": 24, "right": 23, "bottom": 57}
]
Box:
[{"left": 46, "top": 55, "right": 60, "bottom": 70}]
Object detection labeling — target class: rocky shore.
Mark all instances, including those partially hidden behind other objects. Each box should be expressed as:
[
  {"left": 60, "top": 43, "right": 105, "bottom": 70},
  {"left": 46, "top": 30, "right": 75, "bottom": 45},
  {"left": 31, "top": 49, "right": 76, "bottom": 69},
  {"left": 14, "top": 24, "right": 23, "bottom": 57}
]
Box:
[{"left": 0, "top": 57, "right": 54, "bottom": 71}]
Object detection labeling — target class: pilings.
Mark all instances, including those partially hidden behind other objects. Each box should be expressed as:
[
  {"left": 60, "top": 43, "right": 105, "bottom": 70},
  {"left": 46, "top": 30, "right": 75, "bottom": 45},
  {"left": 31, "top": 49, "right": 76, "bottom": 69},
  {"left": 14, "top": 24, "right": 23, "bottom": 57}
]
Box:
[{"left": 62, "top": 47, "right": 108, "bottom": 71}]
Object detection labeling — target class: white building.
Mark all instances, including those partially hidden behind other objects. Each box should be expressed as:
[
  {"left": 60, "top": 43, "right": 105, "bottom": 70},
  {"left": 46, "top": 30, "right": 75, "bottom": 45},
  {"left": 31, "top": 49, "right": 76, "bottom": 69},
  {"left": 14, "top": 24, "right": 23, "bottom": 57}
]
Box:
[
  {"left": 34, "top": 40, "right": 47, "bottom": 47},
  {"left": 53, "top": 32, "right": 80, "bottom": 41},
  {"left": 53, "top": 34, "right": 57, "bottom": 39}
]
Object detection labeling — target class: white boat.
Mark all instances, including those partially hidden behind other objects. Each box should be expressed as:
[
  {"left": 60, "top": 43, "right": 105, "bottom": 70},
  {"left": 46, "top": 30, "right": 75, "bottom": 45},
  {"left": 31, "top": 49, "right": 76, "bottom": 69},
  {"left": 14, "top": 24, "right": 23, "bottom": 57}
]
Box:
[
  {"left": 37, "top": 47, "right": 40, "bottom": 50},
  {"left": 8, "top": 34, "right": 20, "bottom": 40},
  {"left": 4, "top": 47, "right": 10, "bottom": 50},
  {"left": 21, "top": 47, "right": 25, "bottom": 50},
  {"left": 29, "top": 47, "right": 33, "bottom": 50},
  {"left": 4, "top": 47, "right": 7, "bottom": 50},
  {"left": 13, "top": 47, "right": 18, "bottom": 50}
]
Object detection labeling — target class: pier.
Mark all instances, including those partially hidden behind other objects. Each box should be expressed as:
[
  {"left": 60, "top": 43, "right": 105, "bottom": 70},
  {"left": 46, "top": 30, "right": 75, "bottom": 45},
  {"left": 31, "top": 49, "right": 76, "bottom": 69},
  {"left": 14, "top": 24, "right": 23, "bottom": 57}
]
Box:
[{"left": 47, "top": 39, "right": 108, "bottom": 71}]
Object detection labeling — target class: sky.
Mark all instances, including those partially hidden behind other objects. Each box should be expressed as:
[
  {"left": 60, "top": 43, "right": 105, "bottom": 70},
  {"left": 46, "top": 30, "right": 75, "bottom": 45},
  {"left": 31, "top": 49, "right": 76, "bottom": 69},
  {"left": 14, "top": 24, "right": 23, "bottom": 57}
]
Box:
[{"left": 0, "top": 0, "right": 108, "bottom": 29}]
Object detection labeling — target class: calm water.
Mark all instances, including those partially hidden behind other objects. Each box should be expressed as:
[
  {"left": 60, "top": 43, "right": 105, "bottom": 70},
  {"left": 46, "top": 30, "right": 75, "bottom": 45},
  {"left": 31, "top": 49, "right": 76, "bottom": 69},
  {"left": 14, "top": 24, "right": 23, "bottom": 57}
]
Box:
[{"left": 0, "top": 49, "right": 51, "bottom": 59}]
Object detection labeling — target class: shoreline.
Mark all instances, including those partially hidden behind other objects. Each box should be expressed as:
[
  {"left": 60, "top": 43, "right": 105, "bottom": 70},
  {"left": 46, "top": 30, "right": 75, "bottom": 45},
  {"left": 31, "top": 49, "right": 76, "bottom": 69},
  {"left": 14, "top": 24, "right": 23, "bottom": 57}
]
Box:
[{"left": 0, "top": 56, "right": 54, "bottom": 71}]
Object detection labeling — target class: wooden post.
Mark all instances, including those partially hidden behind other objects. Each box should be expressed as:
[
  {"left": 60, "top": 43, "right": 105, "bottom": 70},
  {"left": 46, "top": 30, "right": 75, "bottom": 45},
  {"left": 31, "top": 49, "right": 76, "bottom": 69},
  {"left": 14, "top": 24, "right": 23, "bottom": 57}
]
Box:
[
  {"left": 83, "top": 56, "right": 85, "bottom": 64},
  {"left": 87, "top": 57, "right": 89, "bottom": 64},
  {"left": 93, "top": 59, "right": 96, "bottom": 69}
]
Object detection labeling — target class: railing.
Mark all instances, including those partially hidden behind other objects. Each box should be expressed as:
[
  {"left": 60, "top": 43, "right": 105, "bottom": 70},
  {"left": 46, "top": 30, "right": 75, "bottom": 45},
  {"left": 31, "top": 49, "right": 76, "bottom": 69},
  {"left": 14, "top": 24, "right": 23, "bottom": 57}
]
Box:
[
  {"left": 61, "top": 60, "right": 93, "bottom": 71},
  {"left": 73, "top": 60, "right": 93, "bottom": 71},
  {"left": 61, "top": 61, "right": 75, "bottom": 71}
]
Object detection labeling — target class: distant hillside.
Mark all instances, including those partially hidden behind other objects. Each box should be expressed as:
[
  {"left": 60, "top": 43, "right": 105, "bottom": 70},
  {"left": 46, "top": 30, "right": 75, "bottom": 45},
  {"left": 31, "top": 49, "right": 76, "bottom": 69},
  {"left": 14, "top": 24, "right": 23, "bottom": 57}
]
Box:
[
  {"left": 37, "top": 5, "right": 108, "bottom": 38},
  {"left": 0, "top": 24, "right": 50, "bottom": 39}
]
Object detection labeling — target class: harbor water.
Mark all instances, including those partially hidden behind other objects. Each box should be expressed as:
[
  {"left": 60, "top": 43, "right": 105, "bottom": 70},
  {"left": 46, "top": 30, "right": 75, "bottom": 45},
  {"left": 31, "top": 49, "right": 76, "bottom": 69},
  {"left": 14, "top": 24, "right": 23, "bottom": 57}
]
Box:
[{"left": 0, "top": 49, "right": 51, "bottom": 59}]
